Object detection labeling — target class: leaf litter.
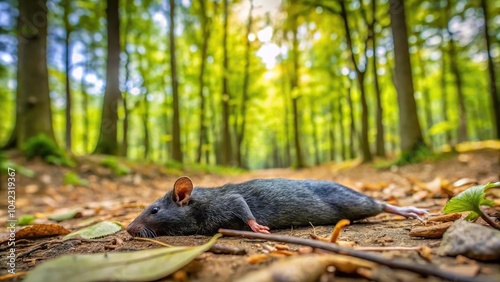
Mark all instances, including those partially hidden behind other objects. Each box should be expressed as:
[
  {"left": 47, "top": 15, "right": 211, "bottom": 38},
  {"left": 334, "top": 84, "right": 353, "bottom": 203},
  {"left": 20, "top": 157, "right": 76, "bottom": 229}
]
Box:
[{"left": 0, "top": 146, "right": 498, "bottom": 281}]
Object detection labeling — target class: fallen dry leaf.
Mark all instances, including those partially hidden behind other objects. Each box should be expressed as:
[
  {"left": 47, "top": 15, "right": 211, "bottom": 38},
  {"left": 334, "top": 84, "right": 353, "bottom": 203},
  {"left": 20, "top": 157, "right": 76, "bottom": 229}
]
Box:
[
  {"left": 16, "top": 224, "right": 71, "bottom": 239},
  {"left": 427, "top": 213, "right": 462, "bottom": 223},
  {"left": 274, "top": 244, "right": 290, "bottom": 250},
  {"left": 247, "top": 254, "right": 270, "bottom": 264},
  {"left": 452, "top": 178, "right": 478, "bottom": 188},
  {"left": 439, "top": 264, "right": 480, "bottom": 277},
  {"left": 412, "top": 190, "right": 429, "bottom": 202},
  {"left": 362, "top": 182, "right": 389, "bottom": 191},
  {"left": 418, "top": 245, "right": 433, "bottom": 261},
  {"left": 329, "top": 219, "right": 350, "bottom": 243},
  {"left": 409, "top": 222, "right": 453, "bottom": 238}
]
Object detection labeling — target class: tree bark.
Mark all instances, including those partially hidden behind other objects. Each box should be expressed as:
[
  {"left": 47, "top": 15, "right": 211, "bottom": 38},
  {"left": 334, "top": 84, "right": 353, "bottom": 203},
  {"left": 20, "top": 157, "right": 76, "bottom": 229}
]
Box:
[
  {"left": 121, "top": 0, "right": 132, "bottom": 157},
  {"left": 290, "top": 14, "right": 305, "bottom": 168},
  {"left": 94, "top": 0, "right": 121, "bottom": 155},
  {"left": 169, "top": 0, "right": 183, "bottom": 163},
  {"left": 236, "top": 0, "right": 253, "bottom": 168},
  {"left": 346, "top": 83, "right": 357, "bottom": 159},
  {"left": 339, "top": 1, "right": 371, "bottom": 162},
  {"left": 220, "top": 0, "right": 233, "bottom": 166},
  {"left": 15, "top": 0, "right": 55, "bottom": 147},
  {"left": 480, "top": 0, "right": 499, "bottom": 139},
  {"left": 62, "top": 0, "right": 72, "bottom": 152},
  {"left": 389, "top": 0, "right": 425, "bottom": 154},
  {"left": 196, "top": 0, "right": 211, "bottom": 164},
  {"left": 445, "top": 0, "right": 467, "bottom": 143},
  {"left": 371, "top": 0, "right": 385, "bottom": 157}
]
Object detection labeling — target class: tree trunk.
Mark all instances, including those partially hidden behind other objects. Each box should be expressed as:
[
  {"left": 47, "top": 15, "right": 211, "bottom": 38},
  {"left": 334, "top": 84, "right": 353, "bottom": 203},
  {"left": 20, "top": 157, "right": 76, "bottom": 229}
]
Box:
[
  {"left": 445, "top": 0, "right": 467, "bottom": 143},
  {"left": 121, "top": 0, "right": 132, "bottom": 157},
  {"left": 290, "top": 15, "right": 305, "bottom": 168},
  {"left": 236, "top": 0, "right": 253, "bottom": 168},
  {"left": 346, "top": 84, "right": 357, "bottom": 159},
  {"left": 415, "top": 47, "right": 434, "bottom": 147},
  {"left": 480, "top": 0, "right": 499, "bottom": 139},
  {"left": 339, "top": 1, "right": 371, "bottom": 162},
  {"left": 310, "top": 99, "right": 320, "bottom": 165},
  {"left": 338, "top": 96, "right": 346, "bottom": 161},
  {"left": 15, "top": 0, "right": 55, "bottom": 147},
  {"left": 80, "top": 67, "right": 90, "bottom": 153},
  {"left": 220, "top": 0, "right": 233, "bottom": 166},
  {"left": 94, "top": 0, "right": 121, "bottom": 155},
  {"left": 63, "top": 0, "right": 72, "bottom": 152},
  {"left": 389, "top": 0, "right": 425, "bottom": 155},
  {"left": 196, "top": 0, "right": 211, "bottom": 164},
  {"left": 329, "top": 98, "right": 336, "bottom": 162},
  {"left": 169, "top": 0, "right": 183, "bottom": 163},
  {"left": 439, "top": 7, "right": 452, "bottom": 147},
  {"left": 371, "top": 0, "right": 385, "bottom": 157}
]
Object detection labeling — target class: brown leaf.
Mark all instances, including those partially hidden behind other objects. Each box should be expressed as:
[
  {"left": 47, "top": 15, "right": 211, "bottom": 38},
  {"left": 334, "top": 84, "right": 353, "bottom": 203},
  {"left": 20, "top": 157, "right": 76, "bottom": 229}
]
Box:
[
  {"left": 362, "top": 182, "right": 389, "bottom": 191},
  {"left": 274, "top": 244, "right": 290, "bottom": 250},
  {"left": 418, "top": 245, "right": 433, "bottom": 261},
  {"left": 329, "top": 219, "right": 350, "bottom": 243},
  {"left": 439, "top": 264, "right": 480, "bottom": 277},
  {"left": 247, "top": 254, "right": 270, "bottom": 264},
  {"left": 16, "top": 224, "right": 71, "bottom": 239},
  {"left": 412, "top": 190, "right": 429, "bottom": 201},
  {"left": 427, "top": 213, "right": 462, "bottom": 223},
  {"left": 409, "top": 222, "right": 453, "bottom": 238},
  {"left": 452, "top": 178, "right": 478, "bottom": 188}
]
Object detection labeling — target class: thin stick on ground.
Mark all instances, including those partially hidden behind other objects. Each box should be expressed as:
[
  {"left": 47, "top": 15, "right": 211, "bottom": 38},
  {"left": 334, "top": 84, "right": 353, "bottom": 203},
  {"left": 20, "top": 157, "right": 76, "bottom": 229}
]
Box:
[{"left": 218, "top": 228, "right": 480, "bottom": 282}]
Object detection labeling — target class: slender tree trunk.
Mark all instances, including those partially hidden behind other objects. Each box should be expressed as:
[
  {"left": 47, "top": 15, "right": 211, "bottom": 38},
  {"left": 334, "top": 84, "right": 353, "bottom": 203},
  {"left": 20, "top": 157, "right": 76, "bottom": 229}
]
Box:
[
  {"left": 220, "top": 0, "right": 233, "bottom": 166},
  {"left": 371, "top": 0, "right": 385, "bottom": 157},
  {"left": 445, "top": 0, "right": 467, "bottom": 143},
  {"left": 346, "top": 84, "right": 357, "bottom": 159},
  {"left": 196, "top": 0, "right": 211, "bottom": 164},
  {"left": 279, "top": 53, "right": 291, "bottom": 167},
  {"left": 80, "top": 67, "right": 90, "bottom": 153},
  {"left": 338, "top": 96, "right": 346, "bottom": 161},
  {"left": 95, "top": 0, "right": 121, "bottom": 155},
  {"left": 310, "top": 99, "right": 320, "bottom": 165},
  {"left": 236, "top": 0, "right": 253, "bottom": 168},
  {"left": 439, "top": 7, "right": 452, "bottom": 146},
  {"left": 480, "top": 0, "right": 499, "bottom": 139},
  {"left": 329, "top": 98, "right": 336, "bottom": 162},
  {"left": 15, "top": 0, "right": 55, "bottom": 147},
  {"left": 121, "top": 0, "right": 132, "bottom": 157},
  {"left": 168, "top": 0, "right": 183, "bottom": 163},
  {"left": 339, "top": 1, "right": 371, "bottom": 162},
  {"left": 290, "top": 15, "right": 305, "bottom": 168},
  {"left": 62, "top": 0, "right": 72, "bottom": 152},
  {"left": 416, "top": 48, "right": 433, "bottom": 146},
  {"left": 389, "top": 0, "right": 425, "bottom": 155}
]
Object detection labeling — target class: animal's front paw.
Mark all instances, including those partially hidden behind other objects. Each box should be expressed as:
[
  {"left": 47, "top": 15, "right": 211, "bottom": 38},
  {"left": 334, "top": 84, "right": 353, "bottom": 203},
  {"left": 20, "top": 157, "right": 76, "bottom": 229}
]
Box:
[
  {"left": 247, "top": 219, "right": 270, "bottom": 234},
  {"left": 384, "top": 204, "right": 429, "bottom": 222}
]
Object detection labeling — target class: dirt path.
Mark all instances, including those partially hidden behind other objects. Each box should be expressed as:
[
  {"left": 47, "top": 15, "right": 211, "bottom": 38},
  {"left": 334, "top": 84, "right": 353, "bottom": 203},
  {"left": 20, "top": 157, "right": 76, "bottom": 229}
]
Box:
[{"left": 0, "top": 146, "right": 499, "bottom": 281}]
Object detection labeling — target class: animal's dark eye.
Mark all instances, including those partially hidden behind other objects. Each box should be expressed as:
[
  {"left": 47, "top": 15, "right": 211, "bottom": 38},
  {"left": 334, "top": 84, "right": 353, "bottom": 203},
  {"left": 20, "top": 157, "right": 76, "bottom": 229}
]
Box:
[{"left": 151, "top": 207, "right": 159, "bottom": 214}]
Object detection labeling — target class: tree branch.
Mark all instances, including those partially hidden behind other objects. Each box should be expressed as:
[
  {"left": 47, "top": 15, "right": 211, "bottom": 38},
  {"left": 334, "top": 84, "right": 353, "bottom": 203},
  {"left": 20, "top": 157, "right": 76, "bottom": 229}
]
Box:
[{"left": 219, "top": 228, "right": 482, "bottom": 282}]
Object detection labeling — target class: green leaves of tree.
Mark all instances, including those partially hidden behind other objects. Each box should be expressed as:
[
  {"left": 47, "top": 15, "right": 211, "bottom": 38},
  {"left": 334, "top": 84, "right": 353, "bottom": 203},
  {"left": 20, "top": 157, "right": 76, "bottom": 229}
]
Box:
[
  {"left": 443, "top": 182, "right": 499, "bottom": 221},
  {"left": 25, "top": 234, "right": 221, "bottom": 282}
]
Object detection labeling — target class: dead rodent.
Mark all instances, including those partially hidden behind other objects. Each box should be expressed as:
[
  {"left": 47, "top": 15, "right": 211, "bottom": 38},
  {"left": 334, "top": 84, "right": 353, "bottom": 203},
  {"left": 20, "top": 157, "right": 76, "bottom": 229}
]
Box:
[{"left": 126, "top": 177, "right": 427, "bottom": 237}]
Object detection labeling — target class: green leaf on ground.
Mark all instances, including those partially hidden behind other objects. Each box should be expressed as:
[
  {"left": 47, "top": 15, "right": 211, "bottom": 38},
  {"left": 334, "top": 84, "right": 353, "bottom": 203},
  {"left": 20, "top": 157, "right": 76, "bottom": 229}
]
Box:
[
  {"left": 443, "top": 182, "right": 500, "bottom": 221},
  {"left": 63, "top": 221, "right": 122, "bottom": 240},
  {"left": 48, "top": 210, "right": 81, "bottom": 222},
  {"left": 17, "top": 215, "right": 36, "bottom": 226},
  {"left": 24, "top": 233, "right": 222, "bottom": 282}
]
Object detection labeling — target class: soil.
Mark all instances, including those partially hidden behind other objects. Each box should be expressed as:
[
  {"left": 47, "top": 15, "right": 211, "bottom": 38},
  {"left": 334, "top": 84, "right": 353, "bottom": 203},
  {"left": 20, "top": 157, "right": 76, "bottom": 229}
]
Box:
[{"left": 0, "top": 145, "right": 499, "bottom": 281}]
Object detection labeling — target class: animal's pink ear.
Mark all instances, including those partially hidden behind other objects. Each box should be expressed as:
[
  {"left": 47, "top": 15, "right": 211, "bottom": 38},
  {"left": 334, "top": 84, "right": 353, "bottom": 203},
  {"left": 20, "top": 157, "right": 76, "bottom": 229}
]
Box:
[{"left": 173, "top": 176, "right": 193, "bottom": 206}]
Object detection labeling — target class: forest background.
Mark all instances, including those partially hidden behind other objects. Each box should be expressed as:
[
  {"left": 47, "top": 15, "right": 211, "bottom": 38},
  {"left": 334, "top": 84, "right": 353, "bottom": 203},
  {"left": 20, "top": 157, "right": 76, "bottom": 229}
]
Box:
[{"left": 0, "top": 0, "right": 498, "bottom": 170}]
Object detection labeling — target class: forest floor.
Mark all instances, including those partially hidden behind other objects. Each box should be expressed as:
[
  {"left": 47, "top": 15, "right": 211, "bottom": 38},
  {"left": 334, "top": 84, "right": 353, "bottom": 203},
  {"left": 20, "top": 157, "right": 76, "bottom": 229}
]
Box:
[{"left": 0, "top": 141, "right": 499, "bottom": 281}]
